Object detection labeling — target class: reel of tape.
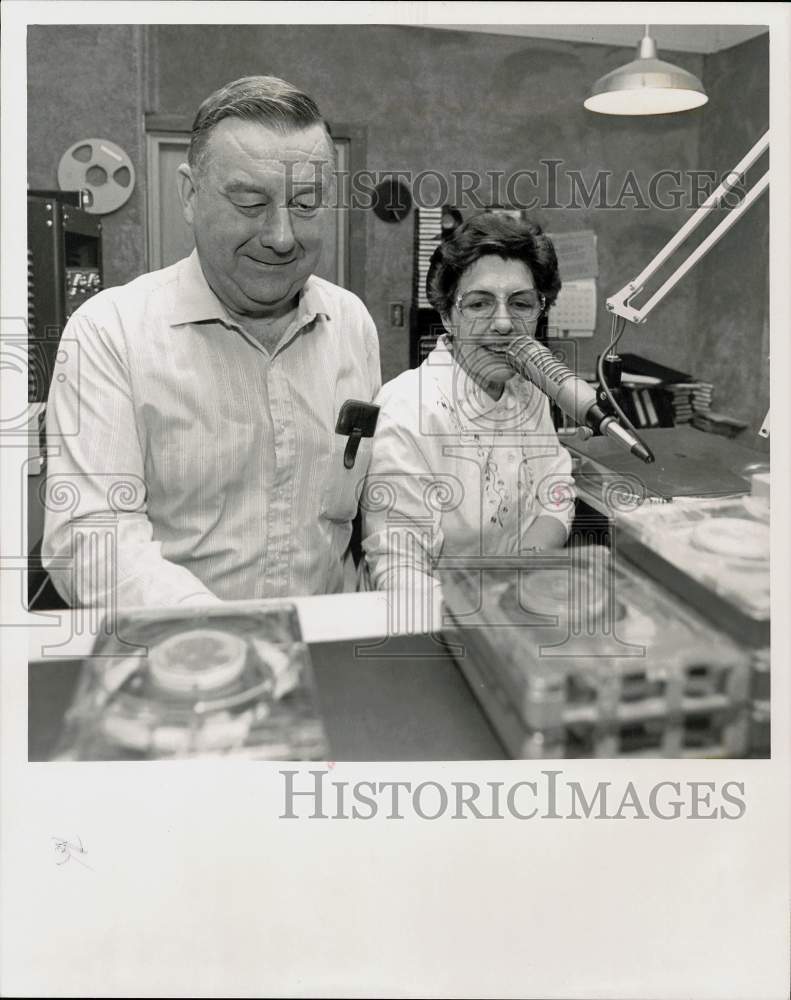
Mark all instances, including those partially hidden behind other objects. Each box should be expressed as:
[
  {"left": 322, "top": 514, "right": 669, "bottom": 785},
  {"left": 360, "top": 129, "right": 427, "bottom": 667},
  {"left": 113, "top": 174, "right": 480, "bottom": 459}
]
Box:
[
  {"left": 690, "top": 517, "right": 769, "bottom": 561},
  {"left": 499, "top": 546, "right": 630, "bottom": 637},
  {"left": 97, "top": 627, "right": 277, "bottom": 755},
  {"left": 149, "top": 629, "right": 248, "bottom": 693},
  {"left": 57, "top": 138, "right": 135, "bottom": 214},
  {"left": 54, "top": 605, "right": 329, "bottom": 761}
]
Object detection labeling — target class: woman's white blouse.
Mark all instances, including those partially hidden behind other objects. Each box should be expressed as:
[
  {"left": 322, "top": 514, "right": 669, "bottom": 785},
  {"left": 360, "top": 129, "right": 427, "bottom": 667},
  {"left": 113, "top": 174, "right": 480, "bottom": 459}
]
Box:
[{"left": 362, "top": 338, "right": 576, "bottom": 590}]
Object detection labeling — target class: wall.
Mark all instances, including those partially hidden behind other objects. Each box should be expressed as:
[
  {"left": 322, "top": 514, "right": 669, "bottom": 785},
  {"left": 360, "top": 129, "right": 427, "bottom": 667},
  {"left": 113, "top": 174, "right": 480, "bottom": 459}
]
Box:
[
  {"left": 697, "top": 33, "right": 769, "bottom": 435},
  {"left": 27, "top": 24, "right": 147, "bottom": 289},
  {"left": 27, "top": 24, "right": 769, "bottom": 418},
  {"left": 148, "top": 24, "right": 706, "bottom": 383}
]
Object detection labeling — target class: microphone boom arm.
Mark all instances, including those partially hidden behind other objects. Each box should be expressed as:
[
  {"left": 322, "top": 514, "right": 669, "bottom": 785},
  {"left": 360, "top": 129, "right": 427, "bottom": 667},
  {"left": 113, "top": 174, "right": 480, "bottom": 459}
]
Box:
[{"left": 606, "top": 131, "right": 769, "bottom": 324}]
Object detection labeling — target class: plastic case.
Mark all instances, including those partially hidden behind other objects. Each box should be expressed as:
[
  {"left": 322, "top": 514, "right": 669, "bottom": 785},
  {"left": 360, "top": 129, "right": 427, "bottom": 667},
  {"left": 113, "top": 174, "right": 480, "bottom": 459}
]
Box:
[
  {"left": 54, "top": 603, "right": 328, "bottom": 761},
  {"left": 614, "top": 495, "right": 769, "bottom": 647},
  {"left": 440, "top": 546, "right": 754, "bottom": 758}
]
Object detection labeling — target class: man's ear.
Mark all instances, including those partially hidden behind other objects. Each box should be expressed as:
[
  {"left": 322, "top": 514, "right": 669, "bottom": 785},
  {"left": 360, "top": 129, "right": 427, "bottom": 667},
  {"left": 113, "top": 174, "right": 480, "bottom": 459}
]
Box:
[{"left": 176, "top": 163, "right": 198, "bottom": 226}]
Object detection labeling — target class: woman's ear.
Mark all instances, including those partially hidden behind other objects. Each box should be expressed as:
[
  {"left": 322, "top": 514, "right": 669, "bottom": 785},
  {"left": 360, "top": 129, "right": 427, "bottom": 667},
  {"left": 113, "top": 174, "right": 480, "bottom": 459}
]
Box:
[{"left": 439, "top": 312, "right": 455, "bottom": 341}]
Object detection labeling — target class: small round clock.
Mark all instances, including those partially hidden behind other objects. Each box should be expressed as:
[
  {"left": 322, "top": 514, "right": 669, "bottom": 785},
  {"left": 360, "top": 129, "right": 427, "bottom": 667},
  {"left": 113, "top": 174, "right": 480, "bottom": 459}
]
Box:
[{"left": 371, "top": 177, "right": 413, "bottom": 223}]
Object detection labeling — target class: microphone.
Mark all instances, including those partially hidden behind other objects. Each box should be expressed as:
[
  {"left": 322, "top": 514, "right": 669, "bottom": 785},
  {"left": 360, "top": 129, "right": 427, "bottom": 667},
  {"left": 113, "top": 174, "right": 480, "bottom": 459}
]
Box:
[{"left": 505, "top": 336, "right": 654, "bottom": 464}]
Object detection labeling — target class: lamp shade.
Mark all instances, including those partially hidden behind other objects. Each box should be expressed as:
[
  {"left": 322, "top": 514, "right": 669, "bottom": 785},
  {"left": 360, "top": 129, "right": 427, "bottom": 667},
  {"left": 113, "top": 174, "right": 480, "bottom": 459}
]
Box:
[{"left": 584, "top": 33, "right": 708, "bottom": 115}]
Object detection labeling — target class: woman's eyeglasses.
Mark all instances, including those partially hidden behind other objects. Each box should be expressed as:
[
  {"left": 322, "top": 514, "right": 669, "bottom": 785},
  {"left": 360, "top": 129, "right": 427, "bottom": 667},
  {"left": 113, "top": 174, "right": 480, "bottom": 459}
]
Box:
[{"left": 455, "top": 289, "right": 546, "bottom": 322}]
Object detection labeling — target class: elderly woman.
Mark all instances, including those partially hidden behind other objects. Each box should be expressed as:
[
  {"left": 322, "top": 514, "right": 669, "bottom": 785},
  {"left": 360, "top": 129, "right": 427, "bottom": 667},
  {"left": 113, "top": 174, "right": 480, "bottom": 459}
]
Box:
[{"left": 362, "top": 213, "right": 575, "bottom": 593}]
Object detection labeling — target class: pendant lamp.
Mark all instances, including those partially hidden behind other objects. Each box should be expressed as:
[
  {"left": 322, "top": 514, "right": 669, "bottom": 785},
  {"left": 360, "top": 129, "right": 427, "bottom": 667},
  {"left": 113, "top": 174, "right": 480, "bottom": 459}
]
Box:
[{"left": 585, "top": 27, "right": 708, "bottom": 115}]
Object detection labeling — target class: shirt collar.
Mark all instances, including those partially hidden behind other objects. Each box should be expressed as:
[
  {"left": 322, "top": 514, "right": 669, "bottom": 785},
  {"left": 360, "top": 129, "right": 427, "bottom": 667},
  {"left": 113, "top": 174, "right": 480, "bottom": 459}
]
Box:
[{"left": 169, "top": 250, "right": 331, "bottom": 331}]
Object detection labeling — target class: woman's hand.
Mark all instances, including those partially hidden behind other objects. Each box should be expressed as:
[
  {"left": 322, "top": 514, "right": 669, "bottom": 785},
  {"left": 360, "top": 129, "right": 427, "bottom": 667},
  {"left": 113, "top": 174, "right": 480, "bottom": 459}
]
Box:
[{"left": 520, "top": 514, "right": 569, "bottom": 552}]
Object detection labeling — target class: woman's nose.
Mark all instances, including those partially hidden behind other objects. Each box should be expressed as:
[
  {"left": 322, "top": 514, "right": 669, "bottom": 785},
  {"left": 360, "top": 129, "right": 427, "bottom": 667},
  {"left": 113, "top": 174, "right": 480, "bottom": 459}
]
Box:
[{"left": 490, "top": 301, "right": 514, "bottom": 335}]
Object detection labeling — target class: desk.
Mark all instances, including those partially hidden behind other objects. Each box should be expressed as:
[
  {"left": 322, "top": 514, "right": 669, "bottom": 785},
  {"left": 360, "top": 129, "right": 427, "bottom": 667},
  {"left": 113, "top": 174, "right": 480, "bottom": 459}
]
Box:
[
  {"left": 27, "top": 594, "right": 506, "bottom": 762},
  {"left": 567, "top": 425, "right": 766, "bottom": 516},
  {"left": 25, "top": 423, "right": 769, "bottom": 762}
]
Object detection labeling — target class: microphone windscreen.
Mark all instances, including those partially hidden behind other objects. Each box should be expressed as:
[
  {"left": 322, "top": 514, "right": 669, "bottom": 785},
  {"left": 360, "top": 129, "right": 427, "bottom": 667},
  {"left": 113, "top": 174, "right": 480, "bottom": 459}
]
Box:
[{"left": 505, "top": 336, "right": 598, "bottom": 425}]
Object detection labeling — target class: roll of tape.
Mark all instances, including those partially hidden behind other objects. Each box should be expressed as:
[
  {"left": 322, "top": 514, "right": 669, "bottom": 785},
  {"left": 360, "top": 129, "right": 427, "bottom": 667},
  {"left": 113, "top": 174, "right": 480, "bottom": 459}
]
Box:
[{"left": 57, "top": 138, "right": 135, "bottom": 214}]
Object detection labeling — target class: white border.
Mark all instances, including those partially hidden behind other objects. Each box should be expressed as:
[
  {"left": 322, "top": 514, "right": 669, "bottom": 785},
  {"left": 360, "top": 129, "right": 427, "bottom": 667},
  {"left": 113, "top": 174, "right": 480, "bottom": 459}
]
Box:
[{"left": 2, "top": 4, "right": 789, "bottom": 998}]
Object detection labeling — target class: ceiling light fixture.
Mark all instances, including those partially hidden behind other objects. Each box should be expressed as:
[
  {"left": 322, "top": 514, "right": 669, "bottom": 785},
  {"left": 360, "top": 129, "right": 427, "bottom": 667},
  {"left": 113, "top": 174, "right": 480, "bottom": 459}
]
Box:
[{"left": 584, "top": 25, "right": 708, "bottom": 115}]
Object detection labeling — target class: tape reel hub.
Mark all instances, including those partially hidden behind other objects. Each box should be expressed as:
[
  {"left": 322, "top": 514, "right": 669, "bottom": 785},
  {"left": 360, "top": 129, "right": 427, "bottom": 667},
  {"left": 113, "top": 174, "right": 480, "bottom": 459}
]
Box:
[{"left": 149, "top": 629, "right": 247, "bottom": 694}]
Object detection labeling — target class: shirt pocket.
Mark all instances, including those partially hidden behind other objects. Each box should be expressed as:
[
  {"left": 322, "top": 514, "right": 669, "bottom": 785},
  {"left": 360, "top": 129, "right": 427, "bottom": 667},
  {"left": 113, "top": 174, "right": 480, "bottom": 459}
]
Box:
[{"left": 319, "top": 434, "right": 373, "bottom": 523}]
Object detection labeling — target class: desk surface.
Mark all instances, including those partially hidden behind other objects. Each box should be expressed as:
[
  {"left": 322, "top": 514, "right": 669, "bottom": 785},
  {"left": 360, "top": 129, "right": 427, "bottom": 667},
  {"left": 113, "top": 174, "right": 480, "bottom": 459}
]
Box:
[
  {"left": 26, "top": 590, "right": 442, "bottom": 660},
  {"left": 567, "top": 425, "right": 767, "bottom": 516},
  {"left": 28, "top": 591, "right": 508, "bottom": 761},
  {"left": 28, "top": 633, "right": 506, "bottom": 762}
]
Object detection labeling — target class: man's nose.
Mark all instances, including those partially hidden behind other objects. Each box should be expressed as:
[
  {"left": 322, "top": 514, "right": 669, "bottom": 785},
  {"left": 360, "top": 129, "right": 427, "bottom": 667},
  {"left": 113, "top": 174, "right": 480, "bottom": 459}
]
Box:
[{"left": 258, "top": 206, "right": 297, "bottom": 253}]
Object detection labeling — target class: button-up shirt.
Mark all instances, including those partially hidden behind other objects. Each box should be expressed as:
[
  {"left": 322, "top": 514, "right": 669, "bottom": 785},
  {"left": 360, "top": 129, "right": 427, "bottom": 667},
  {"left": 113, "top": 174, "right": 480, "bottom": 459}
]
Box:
[
  {"left": 362, "top": 338, "right": 574, "bottom": 590},
  {"left": 43, "top": 251, "right": 381, "bottom": 607}
]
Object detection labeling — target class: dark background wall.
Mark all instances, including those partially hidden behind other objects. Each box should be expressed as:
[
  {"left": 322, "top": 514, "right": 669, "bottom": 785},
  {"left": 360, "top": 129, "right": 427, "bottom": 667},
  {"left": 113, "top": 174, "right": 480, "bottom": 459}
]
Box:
[
  {"left": 27, "top": 24, "right": 769, "bottom": 431},
  {"left": 28, "top": 24, "right": 148, "bottom": 290},
  {"left": 695, "top": 33, "right": 769, "bottom": 433}
]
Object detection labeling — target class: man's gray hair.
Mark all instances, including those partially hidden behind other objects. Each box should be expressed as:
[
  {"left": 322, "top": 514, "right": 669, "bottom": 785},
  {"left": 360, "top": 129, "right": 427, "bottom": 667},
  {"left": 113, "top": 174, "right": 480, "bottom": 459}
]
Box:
[{"left": 188, "top": 75, "right": 334, "bottom": 174}]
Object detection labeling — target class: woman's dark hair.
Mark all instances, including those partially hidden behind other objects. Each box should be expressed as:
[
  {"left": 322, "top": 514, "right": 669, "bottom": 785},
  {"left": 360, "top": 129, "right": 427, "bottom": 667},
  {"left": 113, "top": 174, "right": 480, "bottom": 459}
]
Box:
[
  {"left": 426, "top": 212, "right": 562, "bottom": 316},
  {"left": 188, "top": 75, "right": 332, "bottom": 175}
]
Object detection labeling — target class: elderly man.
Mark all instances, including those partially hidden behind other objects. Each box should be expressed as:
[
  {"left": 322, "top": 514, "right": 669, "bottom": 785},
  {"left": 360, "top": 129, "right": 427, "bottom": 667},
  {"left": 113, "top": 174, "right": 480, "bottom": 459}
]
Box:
[{"left": 43, "top": 76, "right": 381, "bottom": 607}]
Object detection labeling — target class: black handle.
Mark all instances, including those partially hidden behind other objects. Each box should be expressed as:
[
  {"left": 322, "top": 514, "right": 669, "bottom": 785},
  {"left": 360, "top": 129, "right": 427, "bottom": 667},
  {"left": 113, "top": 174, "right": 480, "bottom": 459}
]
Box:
[{"left": 343, "top": 429, "right": 363, "bottom": 469}]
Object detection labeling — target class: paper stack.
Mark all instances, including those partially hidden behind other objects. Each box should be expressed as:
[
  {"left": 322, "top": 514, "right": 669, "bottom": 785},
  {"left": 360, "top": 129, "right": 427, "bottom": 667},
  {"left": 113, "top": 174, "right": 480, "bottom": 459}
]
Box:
[
  {"left": 663, "top": 383, "right": 696, "bottom": 424},
  {"left": 691, "top": 410, "right": 748, "bottom": 438},
  {"left": 692, "top": 382, "right": 714, "bottom": 412}
]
